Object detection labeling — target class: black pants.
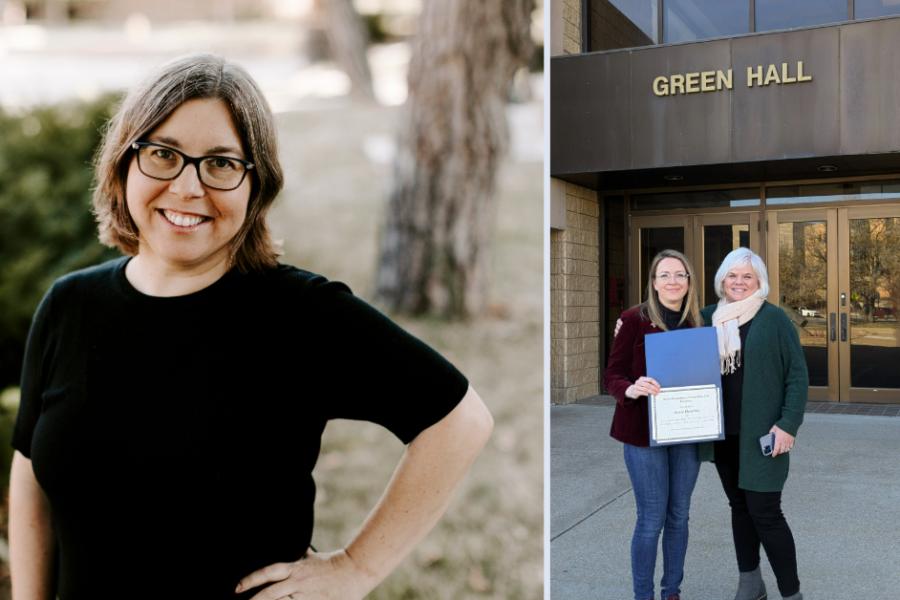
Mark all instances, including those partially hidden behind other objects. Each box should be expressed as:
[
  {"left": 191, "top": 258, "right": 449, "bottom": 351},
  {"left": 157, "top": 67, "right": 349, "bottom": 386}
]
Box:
[{"left": 714, "top": 435, "right": 800, "bottom": 597}]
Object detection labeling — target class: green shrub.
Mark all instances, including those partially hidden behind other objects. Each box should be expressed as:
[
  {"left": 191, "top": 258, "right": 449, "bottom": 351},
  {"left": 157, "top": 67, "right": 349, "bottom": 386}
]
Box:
[{"left": 0, "top": 95, "right": 121, "bottom": 390}]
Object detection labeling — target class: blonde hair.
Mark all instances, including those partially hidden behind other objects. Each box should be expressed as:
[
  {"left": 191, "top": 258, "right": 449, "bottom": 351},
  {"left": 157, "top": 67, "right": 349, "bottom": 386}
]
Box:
[
  {"left": 641, "top": 249, "right": 703, "bottom": 330},
  {"left": 92, "top": 53, "right": 284, "bottom": 272}
]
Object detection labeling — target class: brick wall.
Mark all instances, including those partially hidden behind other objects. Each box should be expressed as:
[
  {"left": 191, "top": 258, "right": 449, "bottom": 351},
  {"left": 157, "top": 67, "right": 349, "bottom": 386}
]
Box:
[
  {"left": 551, "top": 183, "right": 601, "bottom": 404},
  {"left": 561, "top": 0, "right": 582, "bottom": 55},
  {"left": 603, "top": 196, "right": 627, "bottom": 373}
]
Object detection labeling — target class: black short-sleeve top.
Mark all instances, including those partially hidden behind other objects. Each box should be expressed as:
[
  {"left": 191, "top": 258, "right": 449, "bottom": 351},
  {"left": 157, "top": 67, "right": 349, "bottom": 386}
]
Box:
[{"left": 13, "top": 257, "right": 468, "bottom": 600}]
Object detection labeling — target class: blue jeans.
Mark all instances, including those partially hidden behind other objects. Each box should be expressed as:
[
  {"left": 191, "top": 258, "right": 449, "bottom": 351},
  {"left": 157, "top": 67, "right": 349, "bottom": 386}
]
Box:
[{"left": 623, "top": 443, "right": 701, "bottom": 600}]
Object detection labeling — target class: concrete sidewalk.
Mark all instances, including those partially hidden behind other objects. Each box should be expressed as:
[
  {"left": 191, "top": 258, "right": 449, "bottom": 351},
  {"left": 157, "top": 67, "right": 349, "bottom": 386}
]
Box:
[{"left": 550, "top": 401, "right": 900, "bottom": 599}]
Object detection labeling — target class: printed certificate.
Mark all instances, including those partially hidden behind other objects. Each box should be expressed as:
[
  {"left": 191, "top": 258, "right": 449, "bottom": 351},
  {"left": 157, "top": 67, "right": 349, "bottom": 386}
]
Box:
[{"left": 649, "top": 384, "right": 724, "bottom": 446}]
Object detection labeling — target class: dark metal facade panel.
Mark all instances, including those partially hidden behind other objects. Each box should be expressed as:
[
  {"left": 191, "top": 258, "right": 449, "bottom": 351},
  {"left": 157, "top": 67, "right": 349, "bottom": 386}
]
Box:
[
  {"left": 840, "top": 18, "right": 900, "bottom": 155},
  {"left": 551, "top": 17, "right": 900, "bottom": 182},
  {"left": 550, "top": 52, "right": 631, "bottom": 175},
  {"left": 629, "top": 39, "right": 732, "bottom": 168},
  {"left": 731, "top": 28, "right": 840, "bottom": 162}
]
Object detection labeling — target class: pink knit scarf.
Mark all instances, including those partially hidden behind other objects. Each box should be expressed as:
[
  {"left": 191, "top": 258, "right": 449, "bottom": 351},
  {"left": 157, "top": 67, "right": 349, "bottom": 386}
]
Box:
[{"left": 711, "top": 293, "right": 765, "bottom": 374}]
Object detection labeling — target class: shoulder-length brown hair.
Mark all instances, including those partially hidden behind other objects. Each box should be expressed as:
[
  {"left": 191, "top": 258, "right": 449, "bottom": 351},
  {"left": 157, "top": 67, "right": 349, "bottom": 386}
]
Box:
[
  {"left": 640, "top": 249, "right": 703, "bottom": 330},
  {"left": 92, "top": 53, "right": 284, "bottom": 272}
]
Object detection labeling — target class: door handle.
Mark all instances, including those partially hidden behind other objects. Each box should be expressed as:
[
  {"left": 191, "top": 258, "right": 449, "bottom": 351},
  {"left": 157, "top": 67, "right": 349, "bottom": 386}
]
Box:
[
  {"left": 840, "top": 312, "right": 848, "bottom": 342},
  {"left": 830, "top": 313, "right": 836, "bottom": 342}
]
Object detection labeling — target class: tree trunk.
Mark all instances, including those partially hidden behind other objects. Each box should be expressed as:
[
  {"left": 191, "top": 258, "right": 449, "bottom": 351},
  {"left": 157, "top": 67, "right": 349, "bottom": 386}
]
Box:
[
  {"left": 375, "top": 0, "right": 535, "bottom": 317},
  {"left": 320, "top": 0, "right": 376, "bottom": 101}
]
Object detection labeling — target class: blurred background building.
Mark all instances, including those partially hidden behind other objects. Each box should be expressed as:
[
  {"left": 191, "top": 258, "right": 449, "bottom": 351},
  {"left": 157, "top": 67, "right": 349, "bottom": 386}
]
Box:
[{"left": 0, "top": 0, "right": 428, "bottom": 108}]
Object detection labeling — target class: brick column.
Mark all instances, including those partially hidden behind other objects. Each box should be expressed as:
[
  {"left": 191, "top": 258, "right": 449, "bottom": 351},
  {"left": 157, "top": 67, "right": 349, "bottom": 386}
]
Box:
[
  {"left": 549, "top": 0, "right": 601, "bottom": 405},
  {"left": 551, "top": 183, "right": 601, "bottom": 404},
  {"left": 561, "top": 0, "right": 582, "bottom": 54}
]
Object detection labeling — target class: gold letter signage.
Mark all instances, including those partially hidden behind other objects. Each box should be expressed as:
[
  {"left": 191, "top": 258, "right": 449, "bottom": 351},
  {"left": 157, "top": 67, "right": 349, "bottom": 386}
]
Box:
[{"left": 653, "top": 61, "right": 812, "bottom": 97}]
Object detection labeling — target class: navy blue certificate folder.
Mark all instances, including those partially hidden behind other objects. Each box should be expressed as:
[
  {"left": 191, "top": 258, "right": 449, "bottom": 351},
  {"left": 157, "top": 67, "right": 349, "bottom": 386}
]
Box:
[
  {"left": 644, "top": 326, "right": 724, "bottom": 446},
  {"left": 644, "top": 326, "right": 722, "bottom": 389}
]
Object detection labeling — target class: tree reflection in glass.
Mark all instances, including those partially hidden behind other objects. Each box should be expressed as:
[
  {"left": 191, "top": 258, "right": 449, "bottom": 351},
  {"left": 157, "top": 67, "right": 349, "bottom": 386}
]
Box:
[
  {"left": 778, "top": 221, "right": 828, "bottom": 387},
  {"left": 850, "top": 217, "right": 900, "bottom": 389}
]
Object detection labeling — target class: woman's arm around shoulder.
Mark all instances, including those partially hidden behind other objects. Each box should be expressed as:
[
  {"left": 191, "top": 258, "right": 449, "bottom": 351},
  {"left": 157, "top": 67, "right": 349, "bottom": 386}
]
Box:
[
  {"left": 9, "top": 452, "right": 56, "bottom": 600},
  {"left": 236, "top": 385, "right": 492, "bottom": 600}
]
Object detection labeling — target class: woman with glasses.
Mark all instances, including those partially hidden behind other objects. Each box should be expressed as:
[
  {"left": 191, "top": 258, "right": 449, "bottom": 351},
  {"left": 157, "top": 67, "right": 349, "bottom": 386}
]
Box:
[
  {"left": 604, "top": 249, "right": 703, "bottom": 600},
  {"left": 699, "top": 248, "right": 807, "bottom": 600},
  {"left": 8, "top": 54, "right": 492, "bottom": 600}
]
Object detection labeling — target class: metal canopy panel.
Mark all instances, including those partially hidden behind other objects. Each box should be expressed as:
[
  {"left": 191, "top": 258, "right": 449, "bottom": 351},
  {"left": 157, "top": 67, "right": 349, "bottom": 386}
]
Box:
[
  {"left": 555, "top": 152, "right": 900, "bottom": 191},
  {"left": 550, "top": 51, "right": 631, "bottom": 174},
  {"left": 551, "top": 17, "right": 900, "bottom": 184}
]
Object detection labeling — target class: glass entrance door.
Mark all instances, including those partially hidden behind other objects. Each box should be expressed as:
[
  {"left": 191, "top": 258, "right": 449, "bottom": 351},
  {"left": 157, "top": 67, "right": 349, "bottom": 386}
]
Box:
[
  {"left": 629, "top": 215, "right": 691, "bottom": 305},
  {"left": 630, "top": 213, "right": 759, "bottom": 306},
  {"left": 841, "top": 207, "right": 900, "bottom": 402},
  {"left": 693, "top": 213, "right": 760, "bottom": 307},
  {"left": 767, "top": 210, "right": 835, "bottom": 400},
  {"left": 768, "top": 206, "right": 900, "bottom": 402}
]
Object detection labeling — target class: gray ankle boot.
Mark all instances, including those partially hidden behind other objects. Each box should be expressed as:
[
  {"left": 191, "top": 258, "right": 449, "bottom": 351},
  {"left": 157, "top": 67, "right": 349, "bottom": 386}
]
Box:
[
  {"left": 781, "top": 594, "right": 802, "bottom": 600},
  {"left": 734, "top": 566, "right": 767, "bottom": 600}
]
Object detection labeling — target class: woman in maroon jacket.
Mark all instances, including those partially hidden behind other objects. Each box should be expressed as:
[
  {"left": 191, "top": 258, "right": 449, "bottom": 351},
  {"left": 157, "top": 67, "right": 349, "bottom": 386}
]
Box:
[{"left": 604, "top": 249, "right": 703, "bottom": 600}]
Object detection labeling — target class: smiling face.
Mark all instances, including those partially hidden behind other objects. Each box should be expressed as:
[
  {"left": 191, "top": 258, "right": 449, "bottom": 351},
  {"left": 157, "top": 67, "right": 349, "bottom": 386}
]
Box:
[
  {"left": 722, "top": 261, "right": 760, "bottom": 302},
  {"left": 125, "top": 97, "right": 251, "bottom": 274},
  {"left": 652, "top": 257, "right": 690, "bottom": 310}
]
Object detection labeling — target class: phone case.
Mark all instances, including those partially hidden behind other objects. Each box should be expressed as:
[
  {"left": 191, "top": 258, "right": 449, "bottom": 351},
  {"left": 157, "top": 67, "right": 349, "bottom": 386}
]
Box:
[{"left": 759, "top": 432, "right": 775, "bottom": 456}]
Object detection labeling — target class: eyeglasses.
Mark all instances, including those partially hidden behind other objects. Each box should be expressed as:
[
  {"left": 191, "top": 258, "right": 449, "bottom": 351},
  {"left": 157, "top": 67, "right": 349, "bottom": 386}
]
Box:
[
  {"left": 655, "top": 272, "right": 689, "bottom": 283},
  {"left": 131, "top": 141, "right": 255, "bottom": 191}
]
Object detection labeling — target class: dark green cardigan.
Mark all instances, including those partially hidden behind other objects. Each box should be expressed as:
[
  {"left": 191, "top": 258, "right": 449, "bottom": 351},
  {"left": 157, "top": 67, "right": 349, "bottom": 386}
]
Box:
[{"left": 698, "top": 301, "right": 809, "bottom": 492}]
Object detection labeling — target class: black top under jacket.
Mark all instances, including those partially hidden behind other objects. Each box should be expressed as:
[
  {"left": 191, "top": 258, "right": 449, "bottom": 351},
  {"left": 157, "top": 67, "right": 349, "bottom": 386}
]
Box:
[{"left": 721, "top": 318, "right": 753, "bottom": 435}]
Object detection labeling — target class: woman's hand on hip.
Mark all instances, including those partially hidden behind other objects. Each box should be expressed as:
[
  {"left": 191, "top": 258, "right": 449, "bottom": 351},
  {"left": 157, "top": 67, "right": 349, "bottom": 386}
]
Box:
[
  {"left": 625, "top": 376, "right": 661, "bottom": 399},
  {"left": 236, "top": 548, "right": 377, "bottom": 600},
  {"left": 769, "top": 424, "right": 795, "bottom": 457}
]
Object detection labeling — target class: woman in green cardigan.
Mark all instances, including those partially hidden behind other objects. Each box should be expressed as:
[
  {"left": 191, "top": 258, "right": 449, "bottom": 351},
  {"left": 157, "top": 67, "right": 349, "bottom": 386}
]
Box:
[{"left": 700, "top": 247, "right": 808, "bottom": 600}]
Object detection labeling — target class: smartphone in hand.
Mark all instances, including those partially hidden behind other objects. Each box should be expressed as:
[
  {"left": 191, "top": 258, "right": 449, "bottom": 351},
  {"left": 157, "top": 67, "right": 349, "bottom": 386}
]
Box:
[{"left": 759, "top": 432, "right": 775, "bottom": 456}]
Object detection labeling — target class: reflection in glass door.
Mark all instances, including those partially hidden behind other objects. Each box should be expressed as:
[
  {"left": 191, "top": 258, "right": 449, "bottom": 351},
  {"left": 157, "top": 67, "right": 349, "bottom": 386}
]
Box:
[
  {"left": 842, "top": 208, "right": 900, "bottom": 401},
  {"left": 775, "top": 217, "right": 831, "bottom": 390}
]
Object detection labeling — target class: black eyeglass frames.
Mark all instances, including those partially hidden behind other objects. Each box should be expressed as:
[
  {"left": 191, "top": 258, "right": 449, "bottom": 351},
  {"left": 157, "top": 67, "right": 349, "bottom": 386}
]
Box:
[{"left": 131, "top": 141, "right": 255, "bottom": 191}]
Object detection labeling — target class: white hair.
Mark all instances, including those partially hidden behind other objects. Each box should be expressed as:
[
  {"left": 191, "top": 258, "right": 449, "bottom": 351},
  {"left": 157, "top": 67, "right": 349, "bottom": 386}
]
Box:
[{"left": 713, "top": 247, "right": 770, "bottom": 299}]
